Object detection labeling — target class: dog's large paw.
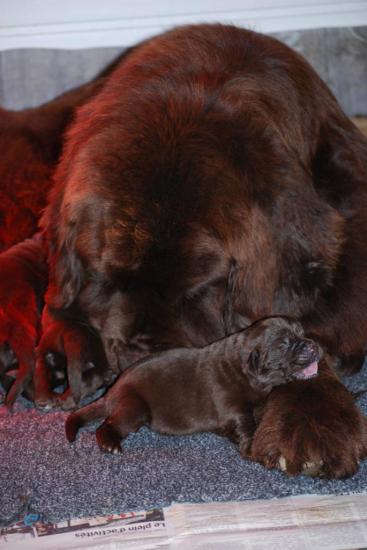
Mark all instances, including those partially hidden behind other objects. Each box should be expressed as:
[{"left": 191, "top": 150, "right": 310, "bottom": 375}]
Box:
[{"left": 250, "top": 362, "right": 367, "bottom": 479}]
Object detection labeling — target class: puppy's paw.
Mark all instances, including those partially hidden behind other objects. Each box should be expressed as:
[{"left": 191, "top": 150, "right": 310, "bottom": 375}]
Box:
[
  {"left": 301, "top": 460, "right": 324, "bottom": 477},
  {"left": 55, "top": 389, "right": 79, "bottom": 411},
  {"left": 96, "top": 423, "right": 123, "bottom": 454},
  {"left": 35, "top": 392, "right": 59, "bottom": 410},
  {"left": 277, "top": 456, "right": 324, "bottom": 477}
]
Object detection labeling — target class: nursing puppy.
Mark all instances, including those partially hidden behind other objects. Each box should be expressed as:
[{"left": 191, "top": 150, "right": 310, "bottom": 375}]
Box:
[
  {"left": 66, "top": 317, "right": 321, "bottom": 457},
  {"left": 0, "top": 235, "right": 112, "bottom": 409},
  {"left": 34, "top": 304, "right": 115, "bottom": 410},
  {"left": 0, "top": 234, "right": 47, "bottom": 406},
  {"left": 0, "top": 55, "right": 135, "bottom": 406}
]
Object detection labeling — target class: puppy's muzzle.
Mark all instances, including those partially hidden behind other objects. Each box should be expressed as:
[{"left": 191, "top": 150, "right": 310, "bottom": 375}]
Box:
[
  {"left": 293, "top": 339, "right": 322, "bottom": 380},
  {"left": 294, "top": 339, "right": 320, "bottom": 362}
]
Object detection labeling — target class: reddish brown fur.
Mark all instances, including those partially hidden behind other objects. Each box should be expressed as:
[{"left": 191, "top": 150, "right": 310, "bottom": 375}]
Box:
[
  {"left": 4, "top": 24, "right": 367, "bottom": 476},
  {"left": 0, "top": 80, "right": 110, "bottom": 251},
  {"left": 251, "top": 361, "right": 367, "bottom": 478},
  {"left": 0, "top": 53, "right": 138, "bottom": 403},
  {"left": 43, "top": 25, "right": 367, "bottom": 362},
  {"left": 0, "top": 234, "right": 47, "bottom": 406}
]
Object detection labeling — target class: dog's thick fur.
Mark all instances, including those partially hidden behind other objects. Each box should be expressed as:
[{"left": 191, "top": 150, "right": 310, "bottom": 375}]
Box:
[
  {"left": 18, "top": 24, "right": 367, "bottom": 476},
  {"left": 0, "top": 80, "right": 109, "bottom": 251},
  {"left": 65, "top": 317, "right": 321, "bottom": 455}
]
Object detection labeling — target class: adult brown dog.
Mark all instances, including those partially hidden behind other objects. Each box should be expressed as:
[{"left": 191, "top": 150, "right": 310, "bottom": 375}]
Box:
[
  {"left": 40, "top": 24, "right": 367, "bottom": 477},
  {"left": 65, "top": 317, "right": 321, "bottom": 457}
]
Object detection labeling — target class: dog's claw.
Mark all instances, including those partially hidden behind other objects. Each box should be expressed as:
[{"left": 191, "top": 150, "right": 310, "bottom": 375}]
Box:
[
  {"left": 277, "top": 455, "right": 324, "bottom": 476},
  {"left": 278, "top": 456, "right": 287, "bottom": 472},
  {"left": 301, "top": 460, "right": 324, "bottom": 476}
]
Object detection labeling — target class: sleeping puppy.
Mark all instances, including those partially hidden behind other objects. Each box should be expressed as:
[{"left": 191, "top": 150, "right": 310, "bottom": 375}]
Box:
[
  {"left": 0, "top": 233, "right": 47, "bottom": 406},
  {"left": 0, "top": 234, "right": 87, "bottom": 407},
  {"left": 0, "top": 55, "right": 137, "bottom": 406},
  {"left": 66, "top": 317, "right": 321, "bottom": 457},
  {"left": 34, "top": 304, "right": 115, "bottom": 410},
  {"left": 0, "top": 234, "right": 112, "bottom": 409}
]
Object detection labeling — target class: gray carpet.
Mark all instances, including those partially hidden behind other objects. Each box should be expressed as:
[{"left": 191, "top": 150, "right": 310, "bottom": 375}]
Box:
[{"left": 1, "top": 363, "right": 367, "bottom": 527}]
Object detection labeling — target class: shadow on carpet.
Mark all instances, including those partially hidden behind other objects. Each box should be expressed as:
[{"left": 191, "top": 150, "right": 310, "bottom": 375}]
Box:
[{"left": 1, "top": 363, "right": 367, "bottom": 526}]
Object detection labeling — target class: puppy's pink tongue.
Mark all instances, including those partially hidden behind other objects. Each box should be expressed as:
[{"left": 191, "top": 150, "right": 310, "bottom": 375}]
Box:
[{"left": 301, "top": 361, "right": 318, "bottom": 378}]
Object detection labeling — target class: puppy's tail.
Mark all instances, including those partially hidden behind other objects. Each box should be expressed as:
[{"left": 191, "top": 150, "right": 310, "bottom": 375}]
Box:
[{"left": 65, "top": 399, "right": 106, "bottom": 443}]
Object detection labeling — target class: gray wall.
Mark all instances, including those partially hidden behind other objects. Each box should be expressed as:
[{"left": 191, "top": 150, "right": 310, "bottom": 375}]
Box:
[
  {"left": 0, "top": 26, "right": 366, "bottom": 116},
  {"left": 273, "top": 27, "right": 367, "bottom": 116}
]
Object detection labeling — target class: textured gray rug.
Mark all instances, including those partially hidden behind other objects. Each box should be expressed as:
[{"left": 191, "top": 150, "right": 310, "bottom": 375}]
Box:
[{"left": 1, "top": 363, "right": 367, "bottom": 527}]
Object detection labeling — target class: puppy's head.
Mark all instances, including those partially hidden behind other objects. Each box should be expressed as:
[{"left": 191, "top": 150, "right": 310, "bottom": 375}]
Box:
[{"left": 246, "top": 316, "right": 322, "bottom": 392}]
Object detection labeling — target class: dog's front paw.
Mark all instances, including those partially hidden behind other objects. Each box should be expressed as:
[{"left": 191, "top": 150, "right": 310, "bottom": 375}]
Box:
[{"left": 250, "top": 362, "right": 367, "bottom": 478}]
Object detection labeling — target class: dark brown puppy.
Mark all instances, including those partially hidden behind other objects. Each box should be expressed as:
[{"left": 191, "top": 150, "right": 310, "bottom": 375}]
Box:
[
  {"left": 0, "top": 238, "right": 114, "bottom": 410},
  {"left": 34, "top": 305, "right": 116, "bottom": 410},
  {"left": 0, "top": 81, "right": 107, "bottom": 406},
  {"left": 43, "top": 24, "right": 367, "bottom": 476},
  {"left": 66, "top": 317, "right": 321, "bottom": 456},
  {"left": 0, "top": 234, "right": 47, "bottom": 406}
]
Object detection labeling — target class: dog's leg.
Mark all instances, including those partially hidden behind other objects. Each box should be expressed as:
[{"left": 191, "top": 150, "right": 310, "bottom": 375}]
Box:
[
  {"left": 96, "top": 393, "right": 149, "bottom": 454},
  {"left": 251, "top": 358, "right": 367, "bottom": 478},
  {"left": 5, "top": 330, "right": 36, "bottom": 408},
  {"left": 219, "top": 408, "right": 256, "bottom": 458},
  {"left": 65, "top": 398, "right": 107, "bottom": 442},
  {"left": 34, "top": 316, "right": 64, "bottom": 408}
]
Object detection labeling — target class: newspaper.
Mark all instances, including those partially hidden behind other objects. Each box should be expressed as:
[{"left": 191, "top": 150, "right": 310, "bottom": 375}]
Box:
[{"left": 1, "top": 493, "right": 367, "bottom": 549}]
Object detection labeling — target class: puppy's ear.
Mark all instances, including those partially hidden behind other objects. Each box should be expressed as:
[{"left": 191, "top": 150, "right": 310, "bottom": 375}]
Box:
[{"left": 248, "top": 348, "right": 260, "bottom": 375}]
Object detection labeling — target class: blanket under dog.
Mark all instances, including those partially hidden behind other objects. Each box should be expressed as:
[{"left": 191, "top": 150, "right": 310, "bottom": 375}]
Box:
[{"left": 1, "top": 363, "right": 366, "bottom": 526}]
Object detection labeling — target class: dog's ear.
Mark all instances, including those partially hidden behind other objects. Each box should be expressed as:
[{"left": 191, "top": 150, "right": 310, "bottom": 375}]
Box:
[
  {"left": 45, "top": 217, "right": 85, "bottom": 310},
  {"left": 223, "top": 262, "right": 253, "bottom": 332}
]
